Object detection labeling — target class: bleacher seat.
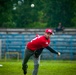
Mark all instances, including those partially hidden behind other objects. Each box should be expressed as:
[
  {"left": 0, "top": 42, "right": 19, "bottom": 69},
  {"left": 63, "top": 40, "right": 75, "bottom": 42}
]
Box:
[{"left": 0, "top": 33, "right": 76, "bottom": 60}]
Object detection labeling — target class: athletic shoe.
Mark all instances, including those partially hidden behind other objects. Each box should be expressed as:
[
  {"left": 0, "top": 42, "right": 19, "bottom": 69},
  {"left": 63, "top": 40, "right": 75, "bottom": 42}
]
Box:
[{"left": 23, "top": 70, "right": 27, "bottom": 75}]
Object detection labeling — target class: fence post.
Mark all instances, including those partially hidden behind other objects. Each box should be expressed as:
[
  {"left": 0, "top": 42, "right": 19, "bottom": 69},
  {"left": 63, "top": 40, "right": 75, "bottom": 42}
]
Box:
[
  {"left": 53, "top": 41, "right": 56, "bottom": 60},
  {"left": 70, "top": 37, "right": 73, "bottom": 60},
  {"left": 0, "top": 40, "right": 2, "bottom": 59}
]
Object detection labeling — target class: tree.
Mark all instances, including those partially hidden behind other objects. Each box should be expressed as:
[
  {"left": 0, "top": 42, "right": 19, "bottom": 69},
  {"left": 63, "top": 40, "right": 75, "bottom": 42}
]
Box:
[
  {"left": 44, "top": 0, "right": 76, "bottom": 28},
  {"left": 0, "top": 0, "right": 76, "bottom": 28},
  {"left": 0, "top": 0, "right": 18, "bottom": 28}
]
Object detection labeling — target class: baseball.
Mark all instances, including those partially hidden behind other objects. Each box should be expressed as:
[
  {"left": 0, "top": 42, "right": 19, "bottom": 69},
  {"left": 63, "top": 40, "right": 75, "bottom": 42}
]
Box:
[
  {"left": 0, "top": 64, "right": 3, "bottom": 67},
  {"left": 31, "top": 4, "right": 35, "bottom": 8},
  {"left": 58, "top": 52, "right": 61, "bottom": 56}
]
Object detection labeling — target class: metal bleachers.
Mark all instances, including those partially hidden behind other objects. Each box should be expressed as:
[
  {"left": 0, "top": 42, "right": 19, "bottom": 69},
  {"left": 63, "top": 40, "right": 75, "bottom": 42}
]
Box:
[
  {"left": 0, "top": 28, "right": 76, "bottom": 60},
  {"left": 0, "top": 33, "right": 36, "bottom": 60},
  {"left": 41, "top": 34, "right": 76, "bottom": 60}
]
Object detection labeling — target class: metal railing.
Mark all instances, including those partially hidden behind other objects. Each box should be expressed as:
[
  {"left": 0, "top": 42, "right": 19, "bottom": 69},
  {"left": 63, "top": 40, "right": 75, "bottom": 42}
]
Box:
[{"left": 0, "top": 28, "right": 76, "bottom": 60}]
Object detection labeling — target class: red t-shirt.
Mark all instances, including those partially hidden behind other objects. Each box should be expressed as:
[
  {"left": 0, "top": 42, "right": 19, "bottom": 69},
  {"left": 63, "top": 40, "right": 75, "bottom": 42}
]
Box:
[{"left": 27, "top": 35, "right": 50, "bottom": 51}]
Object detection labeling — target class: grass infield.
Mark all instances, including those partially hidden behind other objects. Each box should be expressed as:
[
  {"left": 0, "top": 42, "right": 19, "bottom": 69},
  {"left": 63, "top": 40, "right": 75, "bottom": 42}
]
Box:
[{"left": 0, "top": 60, "right": 76, "bottom": 75}]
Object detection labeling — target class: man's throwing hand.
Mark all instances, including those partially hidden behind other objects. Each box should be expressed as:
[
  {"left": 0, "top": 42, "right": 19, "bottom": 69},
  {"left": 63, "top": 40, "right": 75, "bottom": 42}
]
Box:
[{"left": 58, "top": 52, "right": 61, "bottom": 56}]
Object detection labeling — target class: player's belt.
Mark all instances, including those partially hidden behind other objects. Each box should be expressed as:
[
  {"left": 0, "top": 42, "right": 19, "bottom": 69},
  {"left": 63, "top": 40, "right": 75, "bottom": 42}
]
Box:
[{"left": 27, "top": 47, "right": 35, "bottom": 52}]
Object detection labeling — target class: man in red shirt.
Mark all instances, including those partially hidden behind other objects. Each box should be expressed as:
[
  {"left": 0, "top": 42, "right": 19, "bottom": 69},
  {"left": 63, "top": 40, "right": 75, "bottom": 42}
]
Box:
[{"left": 22, "top": 29, "right": 60, "bottom": 75}]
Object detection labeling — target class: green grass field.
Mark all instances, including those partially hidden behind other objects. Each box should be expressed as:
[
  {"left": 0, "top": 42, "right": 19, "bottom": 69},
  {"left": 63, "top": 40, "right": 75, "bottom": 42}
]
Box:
[{"left": 0, "top": 60, "right": 76, "bottom": 75}]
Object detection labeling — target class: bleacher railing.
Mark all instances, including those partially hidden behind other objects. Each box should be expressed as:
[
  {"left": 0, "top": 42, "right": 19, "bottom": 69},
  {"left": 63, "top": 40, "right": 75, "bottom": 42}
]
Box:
[{"left": 0, "top": 28, "right": 76, "bottom": 60}]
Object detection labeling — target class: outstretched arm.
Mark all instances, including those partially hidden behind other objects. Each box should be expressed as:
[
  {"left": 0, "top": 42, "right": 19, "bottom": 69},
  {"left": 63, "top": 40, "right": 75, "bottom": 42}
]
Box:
[
  {"left": 34, "top": 46, "right": 60, "bottom": 58},
  {"left": 45, "top": 46, "right": 60, "bottom": 56}
]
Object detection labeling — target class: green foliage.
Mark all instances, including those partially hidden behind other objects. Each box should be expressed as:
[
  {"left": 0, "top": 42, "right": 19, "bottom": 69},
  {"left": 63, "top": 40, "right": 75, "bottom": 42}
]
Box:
[
  {"left": 0, "top": 0, "right": 76, "bottom": 28},
  {"left": 44, "top": 0, "right": 76, "bottom": 28},
  {"left": 26, "top": 22, "right": 47, "bottom": 28}
]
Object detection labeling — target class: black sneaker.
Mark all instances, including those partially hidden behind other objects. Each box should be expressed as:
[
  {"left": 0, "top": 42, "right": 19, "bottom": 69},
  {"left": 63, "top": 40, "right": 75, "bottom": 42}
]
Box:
[
  {"left": 22, "top": 65, "right": 28, "bottom": 75},
  {"left": 23, "top": 70, "right": 27, "bottom": 75}
]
